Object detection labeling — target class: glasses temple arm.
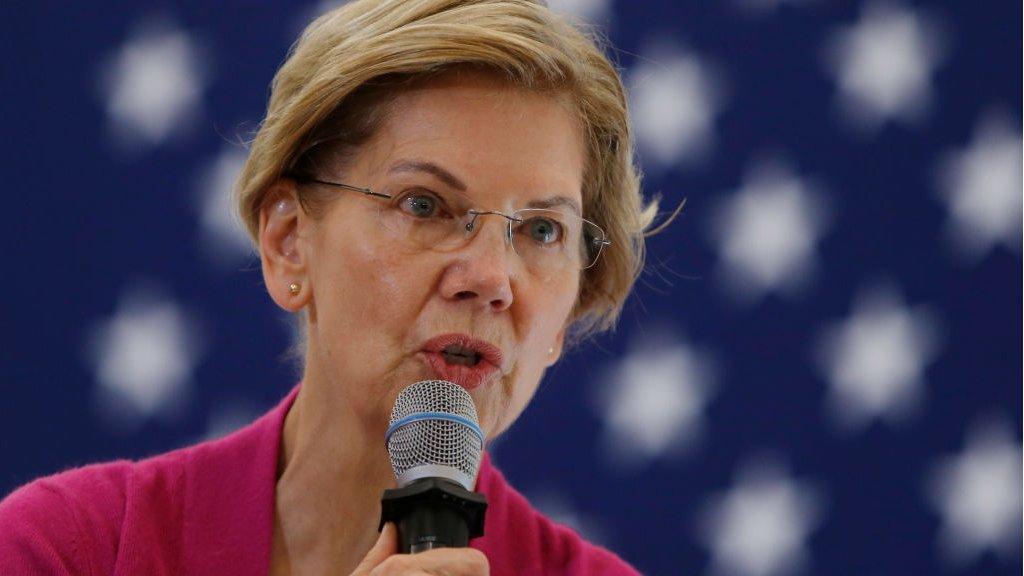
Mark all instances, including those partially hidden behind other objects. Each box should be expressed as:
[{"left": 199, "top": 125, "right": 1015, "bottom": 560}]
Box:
[{"left": 290, "top": 176, "right": 391, "bottom": 200}]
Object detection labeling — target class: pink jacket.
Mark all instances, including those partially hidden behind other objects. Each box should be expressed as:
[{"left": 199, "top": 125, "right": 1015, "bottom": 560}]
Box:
[{"left": 0, "top": 385, "right": 639, "bottom": 575}]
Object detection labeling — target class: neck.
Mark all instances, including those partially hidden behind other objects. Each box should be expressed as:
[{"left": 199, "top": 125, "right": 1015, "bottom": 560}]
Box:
[{"left": 270, "top": 359, "right": 397, "bottom": 575}]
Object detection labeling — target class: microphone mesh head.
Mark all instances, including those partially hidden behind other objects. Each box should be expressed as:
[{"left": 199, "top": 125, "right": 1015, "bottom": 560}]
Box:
[{"left": 387, "top": 380, "right": 483, "bottom": 490}]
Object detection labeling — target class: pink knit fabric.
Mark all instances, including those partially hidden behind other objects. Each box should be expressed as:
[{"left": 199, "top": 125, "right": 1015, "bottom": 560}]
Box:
[{"left": 0, "top": 386, "right": 639, "bottom": 575}]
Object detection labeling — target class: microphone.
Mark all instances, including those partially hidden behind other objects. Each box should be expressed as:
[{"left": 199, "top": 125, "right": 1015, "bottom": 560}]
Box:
[{"left": 379, "top": 380, "right": 489, "bottom": 553}]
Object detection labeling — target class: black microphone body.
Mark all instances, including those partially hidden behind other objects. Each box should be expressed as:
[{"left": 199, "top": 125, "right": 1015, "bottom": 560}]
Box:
[{"left": 380, "top": 477, "right": 488, "bottom": 553}]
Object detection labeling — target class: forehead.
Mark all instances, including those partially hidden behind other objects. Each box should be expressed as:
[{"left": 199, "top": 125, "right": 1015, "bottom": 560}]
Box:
[{"left": 351, "top": 72, "right": 586, "bottom": 209}]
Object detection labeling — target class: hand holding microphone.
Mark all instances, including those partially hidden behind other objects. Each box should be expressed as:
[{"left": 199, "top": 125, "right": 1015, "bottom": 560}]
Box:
[
  {"left": 351, "top": 380, "right": 491, "bottom": 575},
  {"left": 350, "top": 522, "right": 489, "bottom": 575}
]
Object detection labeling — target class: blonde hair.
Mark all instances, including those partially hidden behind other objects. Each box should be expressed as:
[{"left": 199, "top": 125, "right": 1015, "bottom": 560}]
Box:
[{"left": 236, "top": 0, "right": 661, "bottom": 345}]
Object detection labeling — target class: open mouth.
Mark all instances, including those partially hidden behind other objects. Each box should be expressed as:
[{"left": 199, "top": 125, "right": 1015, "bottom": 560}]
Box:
[
  {"left": 441, "top": 345, "right": 482, "bottom": 367},
  {"left": 421, "top": 334, "right": 504, "bottom": 391}
]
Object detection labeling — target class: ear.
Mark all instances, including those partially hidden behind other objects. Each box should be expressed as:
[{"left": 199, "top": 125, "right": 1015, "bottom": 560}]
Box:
[
  {"left": 259, "top": 179, "right": 312, "bottom": 313},
  {"left": 545, "top": 325, "right": 568, "bottom": 367}
]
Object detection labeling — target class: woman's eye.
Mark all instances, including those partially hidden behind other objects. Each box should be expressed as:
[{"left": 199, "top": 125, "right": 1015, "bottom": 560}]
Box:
[
  {"left": 398, "top": 191, "right": 443, "bottom": 218},
  {"left": 523, "top": 217, "right": 562, "bottom": 244}
]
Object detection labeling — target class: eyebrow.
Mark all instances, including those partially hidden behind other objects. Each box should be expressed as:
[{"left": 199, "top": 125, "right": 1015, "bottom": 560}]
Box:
[
  {"left": 526, "top": 196, "right": 581, "bottom": 217},
  {"left": 387, "top": 159, "right": 582, "bottom": 216},
  {"left": 388, "top": 160, "right": 467, "bottom": 191}
]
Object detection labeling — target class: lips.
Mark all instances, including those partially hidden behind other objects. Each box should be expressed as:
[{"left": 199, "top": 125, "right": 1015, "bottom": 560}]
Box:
[{"left": 421, "top": 333, "right": 504, "bottom": 390}]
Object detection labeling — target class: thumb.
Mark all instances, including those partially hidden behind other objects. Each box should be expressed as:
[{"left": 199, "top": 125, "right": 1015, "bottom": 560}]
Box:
[{"left": 352, "top": 522, "right": 398, "bottom": 574}]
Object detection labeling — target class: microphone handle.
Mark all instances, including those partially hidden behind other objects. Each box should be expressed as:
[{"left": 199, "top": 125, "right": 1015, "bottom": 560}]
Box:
[
  {"left": 379, "top": 477, "right": 488, "bottom": 554},
  {"left": 400, "top": 503, "right": 471, "bottom": 553}
]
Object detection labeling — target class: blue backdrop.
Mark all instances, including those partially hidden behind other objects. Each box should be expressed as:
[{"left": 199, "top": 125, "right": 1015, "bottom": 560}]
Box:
[{"left": 2, "top": 1, "right": 1021, "bottom": 575}]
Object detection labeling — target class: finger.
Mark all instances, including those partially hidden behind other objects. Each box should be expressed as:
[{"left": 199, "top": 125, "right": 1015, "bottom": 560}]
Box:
[
  {"left": 352, "top": 523, "right": 398, "bottom": 574},
  {"left": 376, "top": 547, "right": 489, "bottom": 576}
]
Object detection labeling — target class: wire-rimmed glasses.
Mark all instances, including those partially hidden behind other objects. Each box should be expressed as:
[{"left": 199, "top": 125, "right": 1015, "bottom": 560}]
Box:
[{"left": 291, "top": 176, "right": 610, "bottom": 273}]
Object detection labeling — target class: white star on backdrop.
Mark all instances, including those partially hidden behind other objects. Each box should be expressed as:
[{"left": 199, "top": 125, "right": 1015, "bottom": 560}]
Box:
[
  {"left": 695, "top": 455, "right": 824, "bottom": 576},
  {"left": 823, "top": 1, "right": 944, "bottom": 131},
  {"left": 628, "top": 44, "right": 725, "bottom": 169},
  {"left": 936, "top": 110, "right": 1023, "bottom": 260},
  {"left": 195, "top": 146, "right": 254, "bottom": 267},
  {"left": 97, "top": 17, "right": 207, "bottom": 151},
  {"left": 815, "top": 284, "right": 940, "bottom": 432},
  {"left": 926, "top": 417, "right": 1022, "bottom": 567},
  {"left": 595, "top": 331, "right": 716, "bottom": 469},
  {"left": 709, "top": 160, "right": 828, "bottom": 304},
  {"left": 85, "top": 283, "right": 205, "bottom": 430},
  {"left": 546, "top": 0, "right": 613, "bottom": 23}
]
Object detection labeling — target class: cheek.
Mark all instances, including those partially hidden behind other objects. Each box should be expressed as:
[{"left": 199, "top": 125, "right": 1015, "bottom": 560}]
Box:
[
  {"left": 312, "top": 217, "right": 426, "bottom": 362},
  {"left": 487, "top": 275, "right": 578, "bottom": 435},
  {"left": 308, "top": 218, "right": 438, "bottom": 423},
  {"left": 321, "top": 210, "right": 412, "bottom": 305},
  {"left": 520, "top": 274, "right": 578, "bottom": 345}
]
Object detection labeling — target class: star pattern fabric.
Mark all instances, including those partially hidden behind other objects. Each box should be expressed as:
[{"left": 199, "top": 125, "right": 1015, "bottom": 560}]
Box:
[
  {"left": 709, "top": 161, "right": 828, "bottom": 303},
  {"left": 696, "top": 456, "right": 824, "bottom": 576},
  {"left": 595, "top": 333, "right": 716, "bottom": 468},
  {"left": 815, "top": 284, "right": 940, "bottom": 431},
  {"left": 85, "top": 284, "right": 204, "bottom": 429},
  {"left": 927, "top": 418, "right": 1023, "bottom": 567},
  {"left": 936, "top": 110, "right": 1024, "bottom": 260},
  {"left": 195, "top": 147, "right": 253, "bottom": 267},
  {"left": 824, "top": 1, "right": 945, "bottom": 130},
  {"left": 97, "top": 18, "right": 206, "bottom": 150},
  {"left": 628, "top": 43, "right": 724, "bottom": 169}
]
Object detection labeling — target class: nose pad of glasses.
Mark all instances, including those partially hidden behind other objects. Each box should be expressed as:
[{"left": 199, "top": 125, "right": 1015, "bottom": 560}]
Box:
[{"left": 464, "top": 211, "right": 514, "bottom": 245}]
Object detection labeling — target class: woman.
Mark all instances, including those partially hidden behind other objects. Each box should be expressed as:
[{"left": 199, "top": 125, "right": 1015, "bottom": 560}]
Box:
[{"left": 1, "top": 0, "right": 662, "bottom": 574}]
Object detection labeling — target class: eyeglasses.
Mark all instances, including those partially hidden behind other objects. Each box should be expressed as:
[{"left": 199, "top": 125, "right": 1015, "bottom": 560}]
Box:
[{"left": 291, "top": 176, "right": 610, "bottom": 273}]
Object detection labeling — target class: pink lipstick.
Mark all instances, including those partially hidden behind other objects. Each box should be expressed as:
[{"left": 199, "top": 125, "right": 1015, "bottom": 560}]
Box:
[{"left": 420, "top": 333, "right": 504, "bottom": 390}]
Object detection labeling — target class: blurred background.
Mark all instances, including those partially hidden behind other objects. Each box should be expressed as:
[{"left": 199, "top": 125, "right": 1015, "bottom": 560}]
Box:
[{"left": 2, "top": 1, "right": 1021, "bottom": 575}]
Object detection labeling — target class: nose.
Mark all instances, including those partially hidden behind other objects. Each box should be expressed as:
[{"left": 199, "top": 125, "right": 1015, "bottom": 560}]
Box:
[{"left": 438, "top": 214, "right": 514, "bottom": 312}]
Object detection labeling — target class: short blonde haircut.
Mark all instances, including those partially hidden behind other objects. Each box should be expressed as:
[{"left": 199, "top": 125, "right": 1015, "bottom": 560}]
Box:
[{"left": 236, "top": 0, "right": 660, "bottom": 344}]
